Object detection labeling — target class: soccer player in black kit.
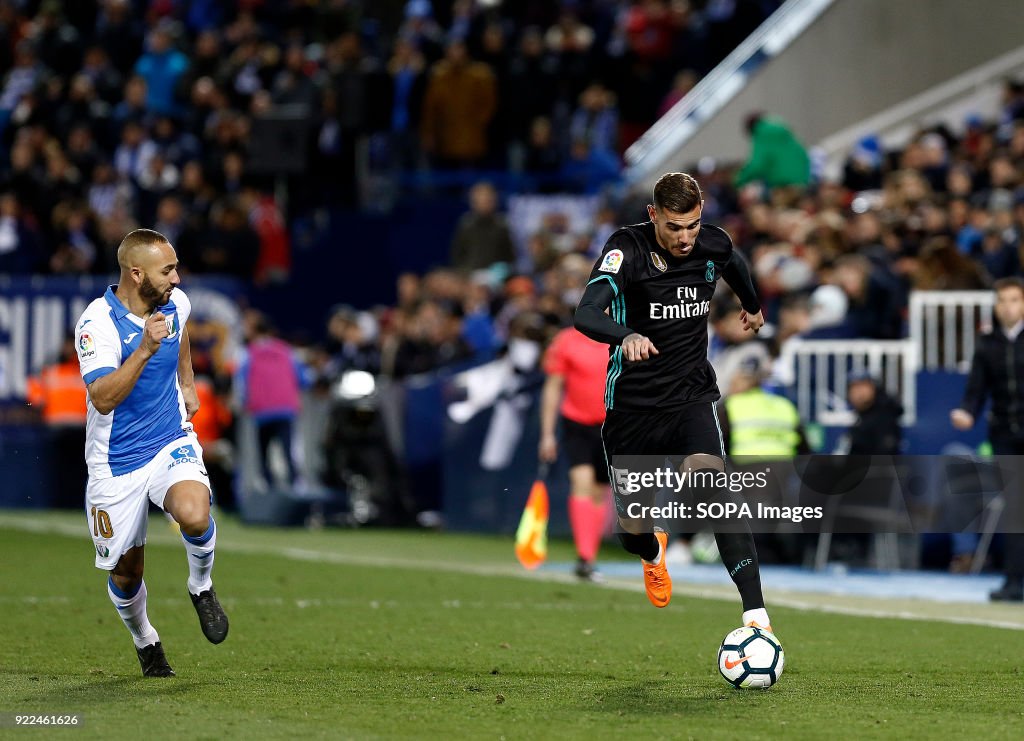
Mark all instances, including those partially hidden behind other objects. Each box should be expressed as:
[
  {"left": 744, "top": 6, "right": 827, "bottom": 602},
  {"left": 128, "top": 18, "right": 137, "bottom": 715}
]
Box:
[{"left": 574, "top": 172, "right": 772, "bottom": 631}]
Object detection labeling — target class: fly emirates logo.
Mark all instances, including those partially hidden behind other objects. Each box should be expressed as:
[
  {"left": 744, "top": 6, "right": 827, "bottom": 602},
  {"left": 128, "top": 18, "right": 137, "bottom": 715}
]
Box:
[{"left": 649, "top": 286, "right": 710, "bottom": 320}]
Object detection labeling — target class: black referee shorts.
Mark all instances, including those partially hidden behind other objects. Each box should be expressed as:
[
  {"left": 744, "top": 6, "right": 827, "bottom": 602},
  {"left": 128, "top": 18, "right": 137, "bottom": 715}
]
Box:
[{"left": 561, "top": 416, "right": 610, "bottom": 484}]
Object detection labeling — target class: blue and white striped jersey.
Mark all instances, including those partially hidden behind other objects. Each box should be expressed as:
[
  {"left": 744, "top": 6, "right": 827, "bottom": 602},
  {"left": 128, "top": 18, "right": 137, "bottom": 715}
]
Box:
[{"left": 75, "top": 286, "right": 191, "bottom": 478}]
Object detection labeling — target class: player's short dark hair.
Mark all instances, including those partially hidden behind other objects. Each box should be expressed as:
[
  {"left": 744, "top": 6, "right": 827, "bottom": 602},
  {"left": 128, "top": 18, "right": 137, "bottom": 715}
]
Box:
[
  {"left": 652, "top": 172, "right": 703, "bottom": 214},
  {"left": 116, "top": 228, "right": 170, "bottom": 269},
  {"left": 994, "top": 276, "right": 1024, "bottom": 295},
  {"left": 119, "top": 228, "right": 169, "bottom": 253}
]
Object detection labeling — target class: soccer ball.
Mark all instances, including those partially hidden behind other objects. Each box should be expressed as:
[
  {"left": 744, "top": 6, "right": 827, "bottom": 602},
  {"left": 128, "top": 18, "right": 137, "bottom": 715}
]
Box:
[{"left": 717, "top": 626, "right": 784, "bottom": 688}]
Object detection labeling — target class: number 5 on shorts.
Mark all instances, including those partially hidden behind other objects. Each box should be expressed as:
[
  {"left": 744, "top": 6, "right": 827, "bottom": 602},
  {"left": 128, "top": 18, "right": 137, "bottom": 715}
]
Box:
[
  {"left": 611, "top": 467, "right": 633, "bottom": 497},
  {"left": 91, "top": 506, "right": 113, "bottom": 538}
]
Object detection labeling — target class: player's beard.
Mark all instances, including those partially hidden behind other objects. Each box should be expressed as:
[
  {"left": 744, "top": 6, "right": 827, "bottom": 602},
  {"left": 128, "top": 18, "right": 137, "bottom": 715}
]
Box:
[{"left": 139, "top": 274, "right": 166, "bottom": 309}]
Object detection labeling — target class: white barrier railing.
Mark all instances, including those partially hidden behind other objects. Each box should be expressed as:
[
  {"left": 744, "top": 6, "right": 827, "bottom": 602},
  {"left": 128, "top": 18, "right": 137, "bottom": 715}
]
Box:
[
  {"left": 909, "top": 290, "right": 993, "bottom": 372},
  {"left": 782, "top": 339, "right": 916, "bottom": 427},
  {"left": 782, "top": 291, "right": 994, "bottom": 428}
]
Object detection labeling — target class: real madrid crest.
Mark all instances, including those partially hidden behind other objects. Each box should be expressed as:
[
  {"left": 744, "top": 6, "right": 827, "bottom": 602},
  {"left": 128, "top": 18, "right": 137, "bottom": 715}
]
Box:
[{"left": 651, "top": 251, "right": 667, "bottom": 272}]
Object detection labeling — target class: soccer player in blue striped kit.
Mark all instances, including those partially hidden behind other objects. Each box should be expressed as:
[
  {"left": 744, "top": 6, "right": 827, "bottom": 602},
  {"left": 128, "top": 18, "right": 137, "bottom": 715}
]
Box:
[{"left": 75, "top": 229, "right": 228, "bottom": 677}]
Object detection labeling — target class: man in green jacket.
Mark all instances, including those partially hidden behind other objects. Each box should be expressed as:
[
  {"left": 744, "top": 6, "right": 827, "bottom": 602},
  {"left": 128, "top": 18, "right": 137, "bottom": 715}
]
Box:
[{"left": 734, "top": 112, "right": 811, "bottom": 190}]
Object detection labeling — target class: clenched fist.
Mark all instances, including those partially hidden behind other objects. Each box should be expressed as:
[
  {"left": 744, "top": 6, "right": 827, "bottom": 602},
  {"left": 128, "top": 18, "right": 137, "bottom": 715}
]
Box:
[{"left": 142, "top": 312, "right": 169, "bottom": 356}]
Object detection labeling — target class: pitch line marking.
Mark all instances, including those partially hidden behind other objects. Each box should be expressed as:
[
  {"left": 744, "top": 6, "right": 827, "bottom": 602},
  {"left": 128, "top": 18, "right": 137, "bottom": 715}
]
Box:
[{"left": 2, "top": 515, "right": 1022, "bottom": 632}]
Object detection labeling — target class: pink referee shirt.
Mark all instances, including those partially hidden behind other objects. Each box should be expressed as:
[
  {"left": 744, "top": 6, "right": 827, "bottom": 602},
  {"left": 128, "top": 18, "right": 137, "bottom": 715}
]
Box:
[{"left": 543, "top": 327, "right": 609, "bottom": 426}]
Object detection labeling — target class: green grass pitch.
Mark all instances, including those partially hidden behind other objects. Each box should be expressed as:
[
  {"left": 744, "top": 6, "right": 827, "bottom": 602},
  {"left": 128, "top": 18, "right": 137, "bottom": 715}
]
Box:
[{"left": 2, "top": 511, "right": 1023, "bottom": 739}]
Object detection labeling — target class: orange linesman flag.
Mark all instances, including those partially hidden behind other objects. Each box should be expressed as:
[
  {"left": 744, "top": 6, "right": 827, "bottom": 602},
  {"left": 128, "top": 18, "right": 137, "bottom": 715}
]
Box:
[{"left": 515, "top": 472, "right": 550, "bottom": 570}]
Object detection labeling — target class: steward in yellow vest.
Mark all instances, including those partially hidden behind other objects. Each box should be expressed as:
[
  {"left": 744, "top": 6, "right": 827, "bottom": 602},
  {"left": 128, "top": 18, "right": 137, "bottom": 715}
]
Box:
[{"left": 721, "top": 358, "right": 807, "bottom": 459}]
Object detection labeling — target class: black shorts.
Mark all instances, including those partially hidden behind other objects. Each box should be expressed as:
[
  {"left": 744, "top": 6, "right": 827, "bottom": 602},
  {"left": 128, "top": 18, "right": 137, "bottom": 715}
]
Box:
[
  {"left": 561, "top": 416, "right": 610, "bottom": 483},
  {"left": 601, "top": 401, "right": 724, "bottom": 461},
  {"left": 601, "top": 401, "right": 725, "bottom": 517}
]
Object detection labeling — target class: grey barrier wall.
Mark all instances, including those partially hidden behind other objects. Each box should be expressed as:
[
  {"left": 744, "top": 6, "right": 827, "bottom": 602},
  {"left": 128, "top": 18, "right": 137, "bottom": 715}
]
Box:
[{"left": 634, "top": 0, "right": 1024, "bottom": 187}]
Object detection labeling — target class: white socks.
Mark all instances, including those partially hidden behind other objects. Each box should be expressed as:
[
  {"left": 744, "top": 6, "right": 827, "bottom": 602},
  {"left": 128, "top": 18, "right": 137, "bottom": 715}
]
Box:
[
  {"left": 182, "top": 516, "right": 217, "bottom": 596},
  {"left": 742, "top": 607, "right": 771, "bottom": 628},
  {"left": 107, "top": 578, "right": 159, "bottom": 649}
]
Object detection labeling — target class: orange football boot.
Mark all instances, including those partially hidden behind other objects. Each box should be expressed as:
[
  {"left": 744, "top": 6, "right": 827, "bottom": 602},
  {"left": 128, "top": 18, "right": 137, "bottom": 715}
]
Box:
[{"left": 643, "top": 529, "right": 672, "bottom": 608}]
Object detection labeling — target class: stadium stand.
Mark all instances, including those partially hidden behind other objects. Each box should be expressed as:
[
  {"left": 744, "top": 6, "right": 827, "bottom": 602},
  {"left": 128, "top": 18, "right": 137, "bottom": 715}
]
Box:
[{"left": 2, "top": 0, "right": 1024, "bottom": 576}]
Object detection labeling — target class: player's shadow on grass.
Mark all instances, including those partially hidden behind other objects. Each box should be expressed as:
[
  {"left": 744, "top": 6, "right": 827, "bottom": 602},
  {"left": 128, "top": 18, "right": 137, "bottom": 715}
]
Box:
[
  {"left": 590, "top": 679, "right": 774, "bottom": 714},
  {"left": 18, "top": 673, "right": 202, "bottom": 706}
]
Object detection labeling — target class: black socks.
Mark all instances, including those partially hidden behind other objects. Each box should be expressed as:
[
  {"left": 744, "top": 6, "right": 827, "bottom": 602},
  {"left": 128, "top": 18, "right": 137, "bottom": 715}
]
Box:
[
  {"left": 618, "top": 531, "right": 660, "bottom": 562},
  {"left": 714, "top": 528, "right": 765, "bottom": 611}
]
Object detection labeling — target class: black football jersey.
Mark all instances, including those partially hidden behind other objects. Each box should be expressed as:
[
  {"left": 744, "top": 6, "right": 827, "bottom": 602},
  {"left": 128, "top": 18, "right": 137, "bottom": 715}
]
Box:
[{"left": 584, "top": 221, "right": 755, "bottom": 413}]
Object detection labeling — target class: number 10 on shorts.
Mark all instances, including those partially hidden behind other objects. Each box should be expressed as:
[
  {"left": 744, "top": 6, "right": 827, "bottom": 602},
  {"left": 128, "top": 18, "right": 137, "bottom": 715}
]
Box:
[{"left": 91, "top": 506, "right": 113, "bottom": 538}]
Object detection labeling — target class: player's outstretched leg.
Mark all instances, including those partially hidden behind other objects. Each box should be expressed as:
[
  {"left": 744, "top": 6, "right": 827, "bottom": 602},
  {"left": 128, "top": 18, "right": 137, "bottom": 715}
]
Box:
[
  {"left": 108, "top": 548, "right": 174, "bottom": 677},
  {"left": 182, "top": 516, "right": 229, "bottom": 644},
  {"left": 687, "top": 460, "right": 772, "bottom": 630},
  {"left": 165, "top": 481, "right": 229, "bottom": 644},
  {"left": 714, "top": 528, "right": 771, "bottom": 631}
]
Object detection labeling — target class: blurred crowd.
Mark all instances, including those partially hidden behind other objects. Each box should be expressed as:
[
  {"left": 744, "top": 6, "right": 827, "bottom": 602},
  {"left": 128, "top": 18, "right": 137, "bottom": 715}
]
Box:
[
  {"left": 325, "top": 80, "right": 1024, "bottom": 391},
  {"left": 0, "top": 0, "right": 780, "bottom": 277},
  {"left": 8, "top": 1, "right": 1024, "bottom": 559},
  {"left": 5, "top": 0, "right": 1020, "bottom": 374},
  {"left": 2, "top": 0, "right": 1020, "bottom": 398}
]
